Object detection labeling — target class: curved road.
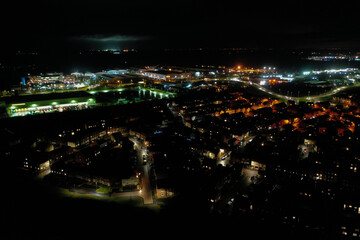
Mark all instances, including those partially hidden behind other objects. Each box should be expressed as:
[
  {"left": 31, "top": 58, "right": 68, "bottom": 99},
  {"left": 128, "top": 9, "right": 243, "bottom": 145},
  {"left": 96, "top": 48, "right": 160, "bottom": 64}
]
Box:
[{"left": 232, "top": 78, "right": 359, "bottom": 102}]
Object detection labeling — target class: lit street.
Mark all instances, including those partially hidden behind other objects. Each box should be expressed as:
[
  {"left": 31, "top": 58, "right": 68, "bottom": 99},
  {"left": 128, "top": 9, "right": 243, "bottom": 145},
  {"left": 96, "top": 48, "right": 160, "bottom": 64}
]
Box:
[
  {"left": 129, "top": 136, "right": 154, "bottom": 205},
  {"left": 247, "top": 80, "right": 360, "bottom": 102}
]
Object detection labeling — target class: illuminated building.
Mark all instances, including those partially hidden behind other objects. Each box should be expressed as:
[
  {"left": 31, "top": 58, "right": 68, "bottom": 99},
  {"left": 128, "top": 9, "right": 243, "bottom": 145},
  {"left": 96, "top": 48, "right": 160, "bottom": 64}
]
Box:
[
  {"left": 27, "top": 72, "right": 64, "bottom": 84},
  {"left": 103, "top": 69, "right": 128, "bottom": 75},
  {"left": 23, "top": 152, "right": 50, "bottom": 173},
  {"left": 5, "top": 92, "right": 96, "bottom": 117},
  {"left": 155, "top": 178, "right": 174, "bottom": 198},
  {"left": 140, "top": 70, "right": 191, "bottom": 80},
  {"left": 24, "top": 72, "right": 93, "bottom": 91}
]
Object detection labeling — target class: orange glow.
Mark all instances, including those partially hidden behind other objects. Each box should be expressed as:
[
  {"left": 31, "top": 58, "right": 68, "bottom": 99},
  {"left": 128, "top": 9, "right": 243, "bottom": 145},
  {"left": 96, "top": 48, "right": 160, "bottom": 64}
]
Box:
[
  {"left": 268, "top": 79, "right": 278, "bottom": 85},
  {"left": 349, "top": 122, "right": 355, "bottom": 133}
]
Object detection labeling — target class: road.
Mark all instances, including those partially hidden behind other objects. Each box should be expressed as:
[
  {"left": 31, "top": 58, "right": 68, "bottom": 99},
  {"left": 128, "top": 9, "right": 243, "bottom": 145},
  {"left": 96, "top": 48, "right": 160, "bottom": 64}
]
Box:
[
  {"left": 129, "top": 136, "right": 154, "bottom": 205},
  {"left": 112, "top": 191, "right": 141, "bottom": 198},
  {"left": 231, "top": 78, "right": 360, "bottom": 102}
]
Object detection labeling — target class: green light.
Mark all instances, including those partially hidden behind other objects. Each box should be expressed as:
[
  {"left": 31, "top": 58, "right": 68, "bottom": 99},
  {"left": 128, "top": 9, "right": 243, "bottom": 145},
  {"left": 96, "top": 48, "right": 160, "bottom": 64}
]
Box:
[
  {"left": 90, "top": 91, "right": 96, "bottom": 94},
  {"left": 52, "top": 102, "right": 57, "bottom": 105},
  {"left": 71, "top": 100, "right": 76, "bottom": 103},
  {"left": 31, "top": 104, "right": 38, "bottom": 107}
]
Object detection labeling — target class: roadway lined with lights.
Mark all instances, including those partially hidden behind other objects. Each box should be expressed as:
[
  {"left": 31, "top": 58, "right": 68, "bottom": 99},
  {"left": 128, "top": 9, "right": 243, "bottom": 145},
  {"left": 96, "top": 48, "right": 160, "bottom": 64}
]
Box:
[
  {"left": 231, "top": 78, "right": 359, "bottom": 102},
  {"left": 129, "top": 136, "right": 154, "bottom": 205}
]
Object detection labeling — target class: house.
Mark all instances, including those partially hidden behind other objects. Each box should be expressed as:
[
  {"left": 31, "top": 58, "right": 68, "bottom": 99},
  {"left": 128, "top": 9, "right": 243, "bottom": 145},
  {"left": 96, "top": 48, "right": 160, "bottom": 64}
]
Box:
[
  {"left": 75, "top": 145, "right": 101, "bottom": 166},
  {"left": 156, "top": 178, "right": 174, "bottom": 199},
  {"left": 122, "top": 174, "right": 140, "bottom": 191},
  {"left": 48, "top": 146, "right": 73, "bottom": 165},
  {"left": 23, "top": 151, "right": 50, "bottom": 173}
]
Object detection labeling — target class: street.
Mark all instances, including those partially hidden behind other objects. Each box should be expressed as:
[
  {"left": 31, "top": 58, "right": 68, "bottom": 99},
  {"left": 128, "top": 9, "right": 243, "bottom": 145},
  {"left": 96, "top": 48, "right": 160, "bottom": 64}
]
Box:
[
  {"left": 129, "top": 136, "right": 154, "bottom": 205},
  {"left": 231, "top": 78, "right": 360, "bottom": 102}
]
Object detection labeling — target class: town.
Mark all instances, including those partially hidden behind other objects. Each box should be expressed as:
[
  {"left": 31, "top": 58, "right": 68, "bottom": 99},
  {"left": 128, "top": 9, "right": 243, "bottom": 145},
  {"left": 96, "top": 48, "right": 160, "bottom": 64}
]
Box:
[{"left": 2, "top": 64, "right": 360, "bottom": 238}]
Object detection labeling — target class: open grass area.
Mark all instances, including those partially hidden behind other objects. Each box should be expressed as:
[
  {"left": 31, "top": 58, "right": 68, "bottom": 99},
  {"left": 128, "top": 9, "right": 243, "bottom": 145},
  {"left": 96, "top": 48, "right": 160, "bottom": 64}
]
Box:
[
  {"left": 54, "top": 187, "right": 145, "bottom": 207},
  {"left": 96, "top": 186, "right": 111, "bottom": 195}
]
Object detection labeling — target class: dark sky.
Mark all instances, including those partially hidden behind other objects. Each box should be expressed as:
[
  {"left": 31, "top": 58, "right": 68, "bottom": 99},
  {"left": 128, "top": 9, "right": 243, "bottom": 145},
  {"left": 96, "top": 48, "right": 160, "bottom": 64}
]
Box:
[{"left": 4, "top": 0, "right": 360, "bottom": 52}]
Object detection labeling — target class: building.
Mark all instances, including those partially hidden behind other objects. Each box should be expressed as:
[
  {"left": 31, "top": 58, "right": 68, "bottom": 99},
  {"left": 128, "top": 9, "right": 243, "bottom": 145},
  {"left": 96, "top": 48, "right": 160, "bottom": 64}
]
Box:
[
  {"left": 140, "top": 69, "right": 191, "bottom": 80},
  {"left": 27, "top": 72, "right": 64, "bottom": 85},
  {"left": 66, "top": 128, "right": 107, "bottom": 148},
  {"left": 155, "top": 178, "right": 174, "bottom": 199},
  {"left": 5, "top": 91, "right": 96, "bottom": 117},
  {"left": 122, "top": 174, "right": 140, "bottom": 191},
  {"left": 23, "top": 152, "right": 50, "bottom": 173}
]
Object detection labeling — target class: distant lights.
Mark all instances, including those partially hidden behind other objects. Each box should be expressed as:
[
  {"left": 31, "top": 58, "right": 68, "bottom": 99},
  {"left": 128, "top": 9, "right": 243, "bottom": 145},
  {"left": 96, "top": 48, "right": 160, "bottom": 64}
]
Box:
[{"left": 263, "top": 66, "right": 276, "bottom": 70}]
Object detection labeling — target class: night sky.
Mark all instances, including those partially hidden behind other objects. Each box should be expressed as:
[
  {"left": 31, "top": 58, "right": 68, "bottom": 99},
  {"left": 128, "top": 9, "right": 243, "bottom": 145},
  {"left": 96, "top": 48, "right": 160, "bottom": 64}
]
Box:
[{"left": 3, "top": 0, "right": 360, "bottom": 52}]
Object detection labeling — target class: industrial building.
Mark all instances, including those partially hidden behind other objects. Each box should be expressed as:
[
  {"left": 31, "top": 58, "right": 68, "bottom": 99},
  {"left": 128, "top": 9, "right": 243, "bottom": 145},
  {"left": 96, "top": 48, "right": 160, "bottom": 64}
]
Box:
[
  {"left": 3, "top": 91, "right": 96, "bottom": 117},
  {"left": 140, "top": 69, "right": 191, "bottom": 80}
]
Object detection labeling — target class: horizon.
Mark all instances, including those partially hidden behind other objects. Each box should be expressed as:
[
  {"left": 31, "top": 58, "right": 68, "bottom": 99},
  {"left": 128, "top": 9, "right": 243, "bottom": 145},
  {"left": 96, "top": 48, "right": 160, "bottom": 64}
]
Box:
[{"left": 2, "top": 1, "right": 360, "bottom": 53}]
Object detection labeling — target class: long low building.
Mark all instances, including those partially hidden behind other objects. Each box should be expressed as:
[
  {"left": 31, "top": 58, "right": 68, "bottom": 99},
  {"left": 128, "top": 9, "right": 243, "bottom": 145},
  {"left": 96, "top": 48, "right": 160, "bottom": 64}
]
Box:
[
  {"left": 2, "top": 91, "right": 96, "bottom": 117},
  {"left": 140, "top": 69, "right": 191, "bottom": 80}
]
